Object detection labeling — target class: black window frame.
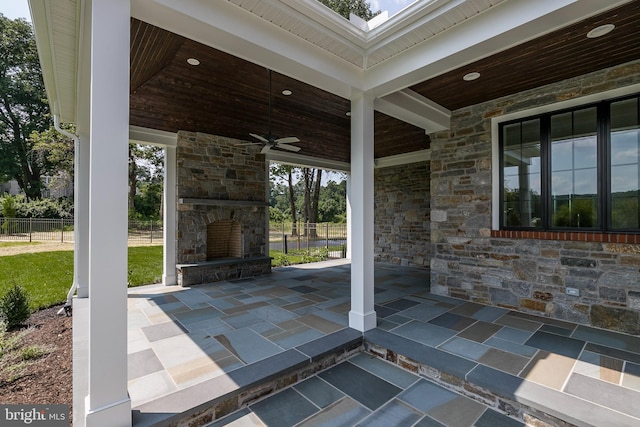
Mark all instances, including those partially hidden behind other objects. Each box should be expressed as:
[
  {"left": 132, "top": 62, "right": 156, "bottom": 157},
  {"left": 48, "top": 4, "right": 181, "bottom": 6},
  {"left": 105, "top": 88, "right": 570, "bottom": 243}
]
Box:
[{"left": 499, "top": 93, "right": 640, "bottom": 233}]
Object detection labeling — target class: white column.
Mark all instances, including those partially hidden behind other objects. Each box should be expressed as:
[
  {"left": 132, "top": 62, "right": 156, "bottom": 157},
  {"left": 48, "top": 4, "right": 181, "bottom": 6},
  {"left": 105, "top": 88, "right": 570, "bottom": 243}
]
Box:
[
  {"left": 264, "top": 160, "right": 270, "bottom": 257},
  {"left": 348, "top": 91, "right": 376, "bottom": 332},
  {"left": 346, "top": 175, "right": 352, "bottom": 259},
  {"left": 85, "top": 0, "right": 131, "bottom": 425},
  {"left": 75, "top": 132, "right": 90, "bottom": 298},
  {"left": 163, "top": 145, "right": 177, "bottom": 285}
]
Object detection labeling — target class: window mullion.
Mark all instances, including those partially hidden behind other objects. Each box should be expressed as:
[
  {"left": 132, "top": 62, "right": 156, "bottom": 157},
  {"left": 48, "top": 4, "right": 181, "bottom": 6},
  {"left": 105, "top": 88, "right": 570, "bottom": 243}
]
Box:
[
  {"left": 542, "top": 116, "right": 551, "bottom": 230},
  {"left": 600, "top": 101, "right": 609, "bottom": 231}
]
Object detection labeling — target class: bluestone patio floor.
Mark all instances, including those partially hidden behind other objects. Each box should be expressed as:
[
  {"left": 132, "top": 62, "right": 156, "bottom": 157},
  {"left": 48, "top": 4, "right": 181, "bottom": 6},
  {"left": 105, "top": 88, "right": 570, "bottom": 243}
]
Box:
[{"left": 122, "top": 259, "right": 640, "bottom": 426}]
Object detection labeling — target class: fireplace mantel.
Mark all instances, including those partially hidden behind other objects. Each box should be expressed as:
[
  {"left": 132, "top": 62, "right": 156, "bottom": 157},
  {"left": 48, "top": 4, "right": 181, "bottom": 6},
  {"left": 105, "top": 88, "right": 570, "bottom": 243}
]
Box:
[{"left": 178, "top": 198, "right": 269, "bottom": 207}]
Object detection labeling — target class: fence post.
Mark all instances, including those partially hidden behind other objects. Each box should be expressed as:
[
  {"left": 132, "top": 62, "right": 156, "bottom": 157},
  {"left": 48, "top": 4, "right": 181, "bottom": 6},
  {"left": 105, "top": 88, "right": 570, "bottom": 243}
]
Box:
[
  {"left": 325, "top": 223, "right": 329, "bottom": 250},
  {"left": 29, "top": 217, "right": 33, "bottom": 242},
  {"left": 150, "top": 220, "right": 153, "bottom": 243},
  {"left": 61, "top": 218, "right": 64, "bottom": 242},
  {"left": 306, "top": 222, "right": 310, "bottom": 251}
]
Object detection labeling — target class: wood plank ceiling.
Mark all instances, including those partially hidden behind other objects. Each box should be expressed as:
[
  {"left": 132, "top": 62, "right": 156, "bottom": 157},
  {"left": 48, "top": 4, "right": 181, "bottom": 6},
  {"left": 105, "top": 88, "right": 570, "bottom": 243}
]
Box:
[
  {"left": 129, "top": 1, "right": 640, "bottom": 164},
  {"left": 130, "top": 19, "right": 426, "bottom": 163},
  {"left": 410, "top": 1, "right": 640, "bottom": 111}
]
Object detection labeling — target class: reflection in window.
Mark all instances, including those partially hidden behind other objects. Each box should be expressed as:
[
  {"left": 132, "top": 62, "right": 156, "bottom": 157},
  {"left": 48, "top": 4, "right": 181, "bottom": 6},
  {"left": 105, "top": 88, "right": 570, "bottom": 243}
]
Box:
[
  {"left": 610, "top": 98, "right": 640, "bottom": 230},
  {"left": 502, "top": 120, "right": 541, "bottom": 228},
  {"left": 499, "top": 93, "right": 640, "bottom": 233},
  {"left": 550, "top": 108, "right": 597, "bottom": 229}
]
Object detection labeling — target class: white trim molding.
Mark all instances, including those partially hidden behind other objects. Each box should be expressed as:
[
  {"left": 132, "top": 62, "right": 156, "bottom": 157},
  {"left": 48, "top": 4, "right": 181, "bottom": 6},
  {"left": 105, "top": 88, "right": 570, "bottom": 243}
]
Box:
[
  {"left": 265, "top": 150, "right": 350, "bottom": 172},
  {"left": 129, "top": 125, "right": 178, "bottom": 147},
  {"left": 375, "top": 149, "right": 431, "bottom": 169}
]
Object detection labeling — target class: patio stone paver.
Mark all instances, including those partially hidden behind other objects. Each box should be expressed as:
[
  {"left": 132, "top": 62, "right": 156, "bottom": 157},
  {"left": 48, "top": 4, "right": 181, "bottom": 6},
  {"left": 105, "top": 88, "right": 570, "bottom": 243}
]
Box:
[
  {"left": 250, "top": 388, "right": 318, "bottom": 426},
  {"left": 457, "top": 320, "right": 502, "bottom": 342},
  {"left": 215, "top": 328, "right": 282, "bottom": 364},
  {"left": 127, "top": 260, "right": 640, "bottom": 427},
  {"left": 357, "top": 399, "right": 422, "bottom": 427},
  {"left": 392, "top": 320, "right": 457, "bottom": 346},
  {"left": 318, "top": 362, "right": 402, "bottom": 411}
]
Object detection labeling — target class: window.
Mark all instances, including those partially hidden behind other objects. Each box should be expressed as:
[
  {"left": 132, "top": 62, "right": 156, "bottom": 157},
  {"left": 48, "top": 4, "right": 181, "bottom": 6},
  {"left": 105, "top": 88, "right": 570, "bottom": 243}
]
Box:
[{"left": 500, "top": 94, "right": 640, "bottom": 232}]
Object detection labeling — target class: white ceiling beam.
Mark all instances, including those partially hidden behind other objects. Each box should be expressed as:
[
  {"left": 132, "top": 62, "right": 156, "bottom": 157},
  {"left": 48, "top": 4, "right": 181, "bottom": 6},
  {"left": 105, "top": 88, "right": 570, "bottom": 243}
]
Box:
[
  {"left": 265, "top": 151, "right": 350, "bottom": 172},
  {"left": 375, "top": 89, "right": 450, "bottom": 132},
  {"left": 129, "top": 126, "right": 177, "bottom": 147},
  {"left": 374, "top": 150, "right": 431, "bottom": 169}
]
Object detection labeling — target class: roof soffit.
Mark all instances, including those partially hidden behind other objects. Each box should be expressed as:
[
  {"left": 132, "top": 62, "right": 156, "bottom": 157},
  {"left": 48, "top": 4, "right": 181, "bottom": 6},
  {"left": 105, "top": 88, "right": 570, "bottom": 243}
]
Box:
[
  {"left": 28, "top": 0, "right": 80, "bottom": 122},
  {"left": 30, "top": 0, "right": 638, "bottom": 144}
]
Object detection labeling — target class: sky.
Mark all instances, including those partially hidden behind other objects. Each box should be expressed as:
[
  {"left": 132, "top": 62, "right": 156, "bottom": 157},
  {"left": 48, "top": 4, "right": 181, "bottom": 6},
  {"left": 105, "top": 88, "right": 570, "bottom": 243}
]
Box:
[
  {"left": 1, "top": 0, "right": 30, "bottom": 20},
  {"left": 1, "top": 0, "right": 416, "bottom": 22},
  {"left": 371, "top": 0, "right": 416, "bottom": 17}
]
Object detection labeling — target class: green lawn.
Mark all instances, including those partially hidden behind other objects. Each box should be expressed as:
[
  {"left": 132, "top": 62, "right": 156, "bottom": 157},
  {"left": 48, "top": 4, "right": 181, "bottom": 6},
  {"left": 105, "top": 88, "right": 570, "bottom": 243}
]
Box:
[
  {"left": 0, "top": 245, "right": 163, "bottom": 311},
  {"left": 0, "top": 243, "right": 340, "bottom": 311}
]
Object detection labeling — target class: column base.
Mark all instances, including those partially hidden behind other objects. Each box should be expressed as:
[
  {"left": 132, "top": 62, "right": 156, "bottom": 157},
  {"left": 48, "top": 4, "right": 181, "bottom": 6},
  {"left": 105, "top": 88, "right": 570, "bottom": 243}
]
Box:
[
  {"left": 349, "top": 310, "right": 377, "bottom": 332},
  {"left": 162, "top": 274, "right": 177, "bottom": 286},
  {"left": 85, "top": 396, "right": 131, "bottom": 427}
]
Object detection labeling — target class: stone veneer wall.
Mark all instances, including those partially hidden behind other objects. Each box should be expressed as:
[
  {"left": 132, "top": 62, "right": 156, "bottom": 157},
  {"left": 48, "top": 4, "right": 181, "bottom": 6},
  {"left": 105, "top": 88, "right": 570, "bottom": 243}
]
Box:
[
  {"left": 429, "top": 60, "right": 640, "bottom": 334},
  {"left": 176, "top": 131, "right": 267, "bottom": 264},
  {"left": 374, "top": 162, "right": 430, "bottom": 267}
]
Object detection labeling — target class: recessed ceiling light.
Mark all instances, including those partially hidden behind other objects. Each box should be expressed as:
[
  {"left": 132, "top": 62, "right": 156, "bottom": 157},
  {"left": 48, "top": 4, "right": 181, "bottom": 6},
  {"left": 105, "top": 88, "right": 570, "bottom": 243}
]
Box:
[
  {"left": 186, "top": 58, "right": 200, "bottom": 66},
  {"left": 587, "top": 24, "right": 615, "bottom": 39},
  {"left": 282, "top": 89, "right": 292, "bottom": 96},
  {"left": 463, "top": 72, "right": 480, "bottom": 81}
]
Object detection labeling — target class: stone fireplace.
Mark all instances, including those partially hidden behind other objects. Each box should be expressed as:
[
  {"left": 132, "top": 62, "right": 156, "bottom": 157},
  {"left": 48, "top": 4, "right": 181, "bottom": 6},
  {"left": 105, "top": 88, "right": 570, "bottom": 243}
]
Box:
[{"left": 175, "top": 131, "right": 271, "bottom": 286}]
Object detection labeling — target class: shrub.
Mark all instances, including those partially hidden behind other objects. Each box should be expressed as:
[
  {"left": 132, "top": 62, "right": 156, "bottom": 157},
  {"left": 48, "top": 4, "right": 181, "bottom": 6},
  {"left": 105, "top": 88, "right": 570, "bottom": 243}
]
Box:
[
  {"left": 0, "top": 284, "right": 31, "bottom": 330},
  {"left": 0, "top": 194, "right": 74, "bottom": 219},
  {"left": 272, "top": 252, "right": 291, "bottom": 267},
  {"left": 1, "top": 195, "right": 17, "bottom": 218}
]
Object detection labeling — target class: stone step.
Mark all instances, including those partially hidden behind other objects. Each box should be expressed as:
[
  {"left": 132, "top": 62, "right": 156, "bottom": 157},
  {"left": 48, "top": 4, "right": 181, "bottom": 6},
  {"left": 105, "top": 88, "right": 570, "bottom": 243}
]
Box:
[
  {"left": 131, "top": 328, "right": 362, "bottom": 427},
  {"left": 364, "top": 328, "right": 640, "bottom": 427}
]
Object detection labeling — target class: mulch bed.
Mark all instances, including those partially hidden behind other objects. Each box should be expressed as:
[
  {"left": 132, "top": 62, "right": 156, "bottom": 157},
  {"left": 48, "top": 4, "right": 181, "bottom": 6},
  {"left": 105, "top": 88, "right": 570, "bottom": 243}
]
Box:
[{"left": 0, "top": 305, "right": 72, "bottom": 421}]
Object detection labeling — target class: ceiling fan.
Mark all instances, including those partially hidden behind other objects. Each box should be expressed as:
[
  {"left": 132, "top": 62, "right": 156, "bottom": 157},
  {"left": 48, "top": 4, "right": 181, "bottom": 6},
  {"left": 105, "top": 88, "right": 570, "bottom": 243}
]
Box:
[{"left": 247, "top": 69, "right": 301, "bottom": 154}]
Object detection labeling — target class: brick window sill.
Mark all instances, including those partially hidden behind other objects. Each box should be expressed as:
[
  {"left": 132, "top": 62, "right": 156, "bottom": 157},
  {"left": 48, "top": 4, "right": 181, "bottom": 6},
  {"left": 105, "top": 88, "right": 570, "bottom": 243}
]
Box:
[{"left": 491, "top": 230, "right": 640, "bottom": 244}]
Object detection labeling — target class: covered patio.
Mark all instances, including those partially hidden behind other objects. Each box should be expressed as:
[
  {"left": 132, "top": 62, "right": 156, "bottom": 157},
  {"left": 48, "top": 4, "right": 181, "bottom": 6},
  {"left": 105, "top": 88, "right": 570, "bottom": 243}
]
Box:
[
  {"left": 27, "top": 0, "right": 640, "bottom": 426},
  {"left": 73, "top": 261, "right": 640, "bottom": 426}
]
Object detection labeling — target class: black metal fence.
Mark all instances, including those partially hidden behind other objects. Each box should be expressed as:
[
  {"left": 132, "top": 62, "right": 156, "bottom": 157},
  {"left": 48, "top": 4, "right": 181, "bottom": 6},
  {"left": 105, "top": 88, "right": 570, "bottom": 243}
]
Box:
[
  {"left": 0, "top": 218, "right": 345, "bottom": 253},
  {"left": 0, "top": 218, "right": 163, "bottom": 244},
  {"left": 269, "top": 221, "right": 347, "bottom": 258}
]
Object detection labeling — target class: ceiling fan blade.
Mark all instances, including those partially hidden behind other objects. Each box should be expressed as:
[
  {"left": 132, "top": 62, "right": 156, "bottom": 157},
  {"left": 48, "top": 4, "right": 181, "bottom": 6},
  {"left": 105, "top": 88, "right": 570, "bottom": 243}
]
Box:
[
  {"left": 276, "top": 143, "right": 301, "bottom": 152},
  {"left": 260, "top": 145, "right": 271, "bottom": 154},
  {"left": 275, "top": 136, "right": 300, "bottom": 144},
  {"left": 250, "top": 133, "right": 269, "bottom": 143}
]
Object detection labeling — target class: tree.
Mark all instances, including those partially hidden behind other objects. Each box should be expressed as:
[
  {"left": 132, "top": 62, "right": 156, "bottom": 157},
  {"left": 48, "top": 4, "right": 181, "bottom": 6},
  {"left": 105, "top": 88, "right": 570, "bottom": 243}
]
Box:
[
  {"left": 270, "top": 164, "right": 303, "bottom": 235},
  {"left": 0, "top": 15, "right": 51, "bottom": 200},
  {"left": 302, "top": 168, "right": 323, "bottom": 237},
  {"left": 318, "top": 179, "right": 347, "bottom": 223},
  {"left": 269, "top": 164, "right": 347, "bottom": 232},
  {"left": 128, "top": 144, "right": 164, "bottom": 219},
  {"left": 31, "top": 124, "right": 75, "bottom": 197},
  {"left": 317, "top": 0, "right": 380, "bottom": 20}
]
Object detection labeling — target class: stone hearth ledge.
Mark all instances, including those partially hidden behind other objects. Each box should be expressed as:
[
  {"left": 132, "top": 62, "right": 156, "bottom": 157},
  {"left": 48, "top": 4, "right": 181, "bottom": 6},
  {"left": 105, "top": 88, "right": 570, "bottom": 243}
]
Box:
[
  {"left": 178, "top": 198, "right": 269, "bottom": 207},
  {"left": 176, "top": 256, "right": 272, "bottom": 286}
]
